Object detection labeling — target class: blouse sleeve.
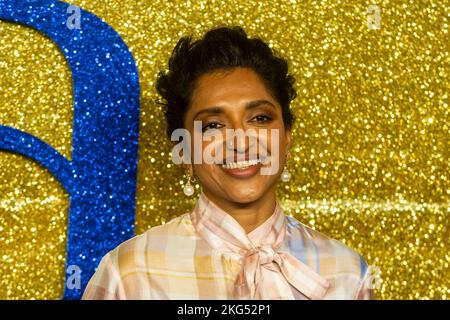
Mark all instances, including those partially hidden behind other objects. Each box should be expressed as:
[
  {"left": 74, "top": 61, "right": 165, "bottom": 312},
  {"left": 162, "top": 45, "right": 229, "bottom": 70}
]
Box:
[
  {"left": 81, "top": 252, "right": 125, "bottom": 300},
  {"left": 354, "top": 264, "right": 376, "bottom": 300}
]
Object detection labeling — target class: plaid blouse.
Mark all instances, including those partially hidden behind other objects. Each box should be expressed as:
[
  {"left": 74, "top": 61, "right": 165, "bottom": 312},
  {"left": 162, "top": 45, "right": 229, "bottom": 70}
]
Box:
[{"left": 82, "top": 192, "right": 374, "bottom": 300}]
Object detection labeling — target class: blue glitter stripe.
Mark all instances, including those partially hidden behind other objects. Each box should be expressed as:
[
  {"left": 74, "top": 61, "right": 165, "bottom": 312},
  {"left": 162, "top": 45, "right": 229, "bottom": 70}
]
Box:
[
  {"left": 0, "top": 125, "right": 74, "bottom": 192},
  {"left": 0, "top": 0, "right": 140, "bottom": 299}
]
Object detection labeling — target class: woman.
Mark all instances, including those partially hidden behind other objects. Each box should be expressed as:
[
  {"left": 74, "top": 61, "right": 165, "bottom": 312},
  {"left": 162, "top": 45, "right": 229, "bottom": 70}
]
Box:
[{"left": 82, "top": 26, "right": 373, "bottom": 300}]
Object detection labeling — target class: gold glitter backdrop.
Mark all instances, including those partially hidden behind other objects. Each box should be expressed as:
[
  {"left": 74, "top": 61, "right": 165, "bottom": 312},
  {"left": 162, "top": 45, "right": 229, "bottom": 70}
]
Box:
[{"left": 0, "top": 0, "right": 448, "bottom": 299}]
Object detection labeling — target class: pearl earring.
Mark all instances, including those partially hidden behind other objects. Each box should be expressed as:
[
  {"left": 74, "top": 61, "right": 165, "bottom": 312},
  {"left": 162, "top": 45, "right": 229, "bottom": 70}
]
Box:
[
  {"left": 281, "top": 152, "right": 291, "bottom": 183},
  {"left": 183, "top": 172, "right": 195, "bottom": 196}
]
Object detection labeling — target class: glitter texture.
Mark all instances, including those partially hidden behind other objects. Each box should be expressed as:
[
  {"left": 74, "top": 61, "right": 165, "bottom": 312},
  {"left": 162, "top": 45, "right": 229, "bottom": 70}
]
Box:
[
  {"left": 0, "top": 0, "right": 140, "bottom": 299},
  {"left": 0, "top": 0, "right": 449, "bottom": 299}
]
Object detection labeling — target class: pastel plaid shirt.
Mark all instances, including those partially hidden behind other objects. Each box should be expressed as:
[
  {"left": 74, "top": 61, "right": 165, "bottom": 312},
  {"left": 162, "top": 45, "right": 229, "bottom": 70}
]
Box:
[{"left": 82, "top": 192, "right": 374, "bottom": 300}]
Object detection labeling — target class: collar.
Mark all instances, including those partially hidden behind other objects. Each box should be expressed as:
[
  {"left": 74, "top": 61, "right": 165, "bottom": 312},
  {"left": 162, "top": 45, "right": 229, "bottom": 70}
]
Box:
[
  {"left": 189, "top": 192, "right": 330, "bottom": 299},
  {"left": 190, "top": 191, "right": 285, "bottom": 254}
]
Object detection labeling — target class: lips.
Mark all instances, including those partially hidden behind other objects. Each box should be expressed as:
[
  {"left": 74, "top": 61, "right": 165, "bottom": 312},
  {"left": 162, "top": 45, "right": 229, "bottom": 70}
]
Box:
[
  {"left": 222, "top": 159, "right": 260, "bottom": 169},
  {"left": 220, "top": 158, "right": 263, "bottom": 179}
]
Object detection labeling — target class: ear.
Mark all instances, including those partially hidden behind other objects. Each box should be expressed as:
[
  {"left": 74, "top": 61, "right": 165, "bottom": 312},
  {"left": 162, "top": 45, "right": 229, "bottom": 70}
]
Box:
[
  {"left": 175, "top": 142, "right": 194, "bottom": 177},
  {"left": 187, "top": 164, "right": 194, "bottom": 177},
  {"left": 179, "top": 158, "right": 193, "bottom": 172},
  {"left": 285, "top": 127, "right": 292, "bottom": 152},
  {"left": 180, "top": 163, "right": 194, "bottom": 177}
]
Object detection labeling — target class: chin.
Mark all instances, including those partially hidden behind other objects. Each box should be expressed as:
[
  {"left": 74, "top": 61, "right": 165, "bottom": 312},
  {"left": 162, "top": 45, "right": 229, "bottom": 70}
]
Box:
[
  {"left": 202, "top": 171, "right": 278, "bottom": 205},
  {"left": 223, "top": 187, "right": 267, "bottom": 204}
]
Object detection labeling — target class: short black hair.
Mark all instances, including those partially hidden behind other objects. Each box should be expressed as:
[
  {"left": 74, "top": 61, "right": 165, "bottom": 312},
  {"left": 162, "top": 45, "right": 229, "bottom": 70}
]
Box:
[{"left": 156, "top": 26, "right": 296, "bottom": 138}]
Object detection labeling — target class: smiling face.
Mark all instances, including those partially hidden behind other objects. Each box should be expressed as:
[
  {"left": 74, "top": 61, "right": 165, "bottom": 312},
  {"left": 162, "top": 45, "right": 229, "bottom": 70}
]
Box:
[{"left": 183, "top": 67, "right": 291, "bottom": 205}]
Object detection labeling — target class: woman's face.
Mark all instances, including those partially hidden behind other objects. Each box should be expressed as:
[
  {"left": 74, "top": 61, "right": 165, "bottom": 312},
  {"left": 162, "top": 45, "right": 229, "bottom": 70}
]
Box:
[{"left": 183, "top": 67, "right": 291, "bottom": 204}]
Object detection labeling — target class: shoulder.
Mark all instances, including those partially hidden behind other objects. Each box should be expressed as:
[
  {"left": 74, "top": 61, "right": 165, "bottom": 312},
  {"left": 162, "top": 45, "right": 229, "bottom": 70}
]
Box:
[
  {"left": 284, "top": 215, "right": 369, "bottom": 280},
  {"left": 284, "top": 215, "right": 373, "bottom": 299},
  {"left": 103, "top": 212, "right": 196, "bottom": 268},
  {"left": 83, "top": 213, "right": 197, "bottom": 299}
]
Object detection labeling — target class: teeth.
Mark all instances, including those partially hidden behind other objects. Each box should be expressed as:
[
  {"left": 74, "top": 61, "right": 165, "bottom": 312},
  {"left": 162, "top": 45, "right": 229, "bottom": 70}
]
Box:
[{"left": 222, "top": 159, "right": 260, "bottom": 170}]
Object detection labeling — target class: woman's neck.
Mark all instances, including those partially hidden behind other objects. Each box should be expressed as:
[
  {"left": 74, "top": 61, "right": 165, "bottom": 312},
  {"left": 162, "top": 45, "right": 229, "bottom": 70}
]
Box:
[{"left": 202, "top": 188, "right": 277, "bottom": 234}]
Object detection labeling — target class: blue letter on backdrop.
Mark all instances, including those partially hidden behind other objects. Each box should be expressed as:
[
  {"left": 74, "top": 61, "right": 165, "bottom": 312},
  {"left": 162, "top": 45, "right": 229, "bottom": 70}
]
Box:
[{"left": 0, "top": 0, "right": 140, "bottom": 299}]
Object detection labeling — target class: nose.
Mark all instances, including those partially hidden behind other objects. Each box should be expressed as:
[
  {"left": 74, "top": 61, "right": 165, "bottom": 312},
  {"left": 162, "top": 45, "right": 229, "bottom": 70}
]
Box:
[{"left": 225, "top": 127, "right": 258, "bottom": 155}]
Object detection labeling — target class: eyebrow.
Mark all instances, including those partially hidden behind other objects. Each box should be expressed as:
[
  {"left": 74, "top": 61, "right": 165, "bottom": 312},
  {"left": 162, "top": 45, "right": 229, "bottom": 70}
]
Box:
[{"left": 192, "top": 99, "right": 276, "bottom": 120}]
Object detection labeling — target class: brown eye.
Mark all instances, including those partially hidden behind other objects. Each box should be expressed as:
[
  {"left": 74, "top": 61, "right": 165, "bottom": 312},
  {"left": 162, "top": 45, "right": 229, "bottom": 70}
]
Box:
[
  {"left": 251, "top": 115, "right": 273, "bottom": 123},
  {"left": 202, "top": 122, "right": 224, "bottom": 132}
]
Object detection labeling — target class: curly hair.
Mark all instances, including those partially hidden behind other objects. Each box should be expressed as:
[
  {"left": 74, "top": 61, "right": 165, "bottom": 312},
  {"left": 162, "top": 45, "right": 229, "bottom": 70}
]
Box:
[{"left": 155, "top": 26, "right": 297, "bottom": 138}]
